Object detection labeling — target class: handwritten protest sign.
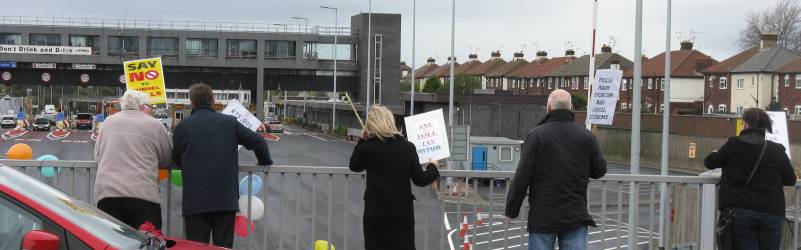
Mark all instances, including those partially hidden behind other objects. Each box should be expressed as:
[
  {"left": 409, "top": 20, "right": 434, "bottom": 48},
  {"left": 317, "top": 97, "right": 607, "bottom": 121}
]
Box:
[
  {"left": 766, "top": 111, "right": 792, "bottom": 159},
  {"left": 587, "top": 69, "right": 623, "bottom": 125},
  {"left": 404, "top": 109, "right": 451, "bottom": 164},
  {"left": 222, "top": 100, "right": 262, "bottom": 150}
]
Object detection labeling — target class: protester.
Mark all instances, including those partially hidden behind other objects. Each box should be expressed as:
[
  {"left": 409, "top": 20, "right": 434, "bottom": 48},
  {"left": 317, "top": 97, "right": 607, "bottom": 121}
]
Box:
[
  {"left": 705, "top": 108, "right": 795, "bottom": 249},
  {"left": 94, "top": 90, "right": 172, "bottom": 229},
  {"left": 172, "top": 83, "right": 272, "bottom": 248},
  {"left": 504, "top": 89, "right": 607, "bottom": 250},
  {"left": 349, "top": 105, "right": 440, "bottom": 250}
]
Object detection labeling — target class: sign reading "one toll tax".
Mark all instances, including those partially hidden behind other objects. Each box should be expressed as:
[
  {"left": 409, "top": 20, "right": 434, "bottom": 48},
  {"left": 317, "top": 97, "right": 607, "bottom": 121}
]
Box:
[
  {"left": 587, "top": 69, "right": 623, "bottom": 125},
  {"left": 123, "top": 57, "right": 167, "bottom": 105}
]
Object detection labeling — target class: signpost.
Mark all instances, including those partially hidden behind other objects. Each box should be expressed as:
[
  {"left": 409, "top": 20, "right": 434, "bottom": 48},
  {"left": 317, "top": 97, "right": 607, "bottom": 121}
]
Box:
[
  {"left": 123, "top": 58, "right": 167, "bottom": 105},
  {"left": 586, "top": 69, "right": 623, "bottom": 125},
  {"left": 404, "top": 109, "right": 451, "bottom": 164}
]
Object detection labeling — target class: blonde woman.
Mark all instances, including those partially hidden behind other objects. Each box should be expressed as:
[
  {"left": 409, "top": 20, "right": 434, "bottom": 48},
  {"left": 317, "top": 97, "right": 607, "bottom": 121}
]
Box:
[{"left": 349, "top": 105, "right": 440, "bottom": 250}]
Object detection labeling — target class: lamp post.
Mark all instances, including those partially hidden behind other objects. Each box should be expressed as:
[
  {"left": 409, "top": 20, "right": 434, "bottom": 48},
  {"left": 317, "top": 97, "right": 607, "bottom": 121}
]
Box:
[
  {"left": 320, "top": 6, "right": 338, "bottom": 130},
  {"left": 410, "top": 0, "right": 416, "bottom": 115},
  {"left": 292, "top": 17, "right": 308, "bottom": 33}
]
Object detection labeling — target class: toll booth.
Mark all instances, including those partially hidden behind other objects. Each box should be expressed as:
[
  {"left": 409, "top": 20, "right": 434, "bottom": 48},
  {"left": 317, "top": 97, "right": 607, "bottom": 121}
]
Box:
[{"left": 469, "top": 136, "right": 522, "bottom": 171}]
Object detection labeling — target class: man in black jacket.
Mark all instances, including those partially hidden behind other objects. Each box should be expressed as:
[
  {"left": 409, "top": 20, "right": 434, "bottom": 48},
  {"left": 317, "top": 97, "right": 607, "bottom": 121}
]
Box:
[
  {"left": 172, "top": 83, "right": 272, "bottom": 248},
  {"left": 505, "top": 89, "right": 607, "bottom": 250}
]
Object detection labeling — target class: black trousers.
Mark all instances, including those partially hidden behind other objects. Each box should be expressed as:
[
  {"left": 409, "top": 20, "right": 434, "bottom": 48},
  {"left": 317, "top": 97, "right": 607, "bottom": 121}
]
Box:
[
  {"left": 97, "top": 197, "right": 162, "bottom": 230},
  {"left": 184, "top": 211, "right": 236, "bottom": 248}
]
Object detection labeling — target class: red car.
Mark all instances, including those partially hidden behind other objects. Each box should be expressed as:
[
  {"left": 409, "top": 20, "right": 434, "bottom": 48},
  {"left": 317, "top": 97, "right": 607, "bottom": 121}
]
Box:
[{"left": 0, "top": 166, "right": 226, "bottom": 250}]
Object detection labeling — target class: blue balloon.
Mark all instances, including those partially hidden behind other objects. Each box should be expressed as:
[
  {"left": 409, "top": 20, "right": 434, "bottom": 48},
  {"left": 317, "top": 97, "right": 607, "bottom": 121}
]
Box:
[
  {"left": 36, "top": 155, "right": 60, "bottom": 177},
  {"left": 239, "top": 175, "right": 263, "bottom": 196}
]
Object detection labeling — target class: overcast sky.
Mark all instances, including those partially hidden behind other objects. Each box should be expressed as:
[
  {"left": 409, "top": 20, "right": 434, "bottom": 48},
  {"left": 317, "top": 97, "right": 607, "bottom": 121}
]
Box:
[{"left": 4, "top": 0, "right": 781, "bottom": 67}]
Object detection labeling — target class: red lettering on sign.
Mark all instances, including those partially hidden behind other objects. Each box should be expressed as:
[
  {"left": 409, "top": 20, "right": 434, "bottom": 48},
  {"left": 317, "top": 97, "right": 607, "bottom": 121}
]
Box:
[{"left": 129, "top": 72, "right": 145, "bottom": 82}]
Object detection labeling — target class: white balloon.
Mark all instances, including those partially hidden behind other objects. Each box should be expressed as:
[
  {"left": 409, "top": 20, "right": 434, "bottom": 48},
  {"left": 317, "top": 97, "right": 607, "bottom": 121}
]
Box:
[{"left": 238, "top": 196, "right": 265, "bottom": 220}]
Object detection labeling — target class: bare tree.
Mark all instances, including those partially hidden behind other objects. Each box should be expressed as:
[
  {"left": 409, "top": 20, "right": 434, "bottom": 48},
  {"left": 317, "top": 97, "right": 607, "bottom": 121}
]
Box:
[{"left": 738, "top": 0, "right": 801, "bottom": 52}]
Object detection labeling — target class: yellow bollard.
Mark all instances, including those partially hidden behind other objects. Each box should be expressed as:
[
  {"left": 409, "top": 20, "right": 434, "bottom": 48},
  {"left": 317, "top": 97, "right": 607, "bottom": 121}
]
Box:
[{"left": 314, "top": 240, "right": 336, "bottom": 250}]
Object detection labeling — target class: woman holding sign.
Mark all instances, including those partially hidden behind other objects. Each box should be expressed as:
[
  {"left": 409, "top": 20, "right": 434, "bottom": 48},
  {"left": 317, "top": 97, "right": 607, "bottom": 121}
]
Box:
[{"left": 349, "top": 105, "right": 440, "bottom": 250}]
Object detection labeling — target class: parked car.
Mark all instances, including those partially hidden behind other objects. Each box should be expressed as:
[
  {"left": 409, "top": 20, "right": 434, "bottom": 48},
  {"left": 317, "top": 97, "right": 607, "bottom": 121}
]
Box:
[
  {"left": 0, "top": 166, "right": 226, "bottom": 250},
  {"left": 33, "top": 118, "right": 51, "bottom": 131},
  {"left": 154, "top": 112, "right": 171, "bottom": 131},
  {"left": 265, "top": 119, "right": 284, "bottom": 133},
  {"left": 75, "top": 113, "right": 93, "bottom": 130},
  {"left": 1, "top": 116, "right": 15, "bottom": 128}
]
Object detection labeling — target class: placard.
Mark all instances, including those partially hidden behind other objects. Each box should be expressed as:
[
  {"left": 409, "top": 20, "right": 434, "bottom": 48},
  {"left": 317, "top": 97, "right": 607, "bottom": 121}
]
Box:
[
  {"left": 586, "top": 69, "right": 623, "bottom": 125},
  {"left": 123, "top": 58, "right": 167, "bottom": 105},
  {"left": 766, "top": 111, "right": 791, "bottom": 159},
  {"left": 404, "top": 109, "right": 451, "bottom": 164},
  {"left": 222, "top": 100, "right": 262, "bottom": 150}
]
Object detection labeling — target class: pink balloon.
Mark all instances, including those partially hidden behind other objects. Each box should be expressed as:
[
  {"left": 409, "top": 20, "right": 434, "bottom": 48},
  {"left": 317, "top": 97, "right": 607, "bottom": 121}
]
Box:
[{"left": 234, "top": 214, "right": 256, "bottom": 238}]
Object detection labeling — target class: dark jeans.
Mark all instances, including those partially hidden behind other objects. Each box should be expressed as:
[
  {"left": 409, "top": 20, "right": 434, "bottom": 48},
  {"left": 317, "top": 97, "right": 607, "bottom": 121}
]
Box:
[
  {"left": 184, "top": 211, "right": 236, "bottom": 248},
  {"left": 97, "top": 197, "right": 162, "bottom": 230},
  {"left": 733, "top": 208, "right": 784, "bottom": 250}
]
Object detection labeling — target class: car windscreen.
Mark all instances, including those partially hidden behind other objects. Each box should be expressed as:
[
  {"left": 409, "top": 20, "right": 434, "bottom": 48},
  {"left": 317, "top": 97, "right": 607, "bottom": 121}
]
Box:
[
  {"left": 35, "top": 119, "right": 49, "bottom": 124},
  {"left": 2, "top": 117, "right": 14, "bottom": 121},
  {"left": 76, "top": 114, "right": 93, "bottom": 120},
  {"left": 0, "top": 167, "right": 146, "bottom": 248}
]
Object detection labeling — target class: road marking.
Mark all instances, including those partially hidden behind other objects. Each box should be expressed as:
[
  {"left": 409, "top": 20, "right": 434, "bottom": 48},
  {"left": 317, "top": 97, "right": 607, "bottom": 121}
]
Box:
[
  {"left": 444, "top": 212, "right": 451, "bottom": 231},
  {"left": 305, "top": 133, "right": 328, "bottom": 142}
]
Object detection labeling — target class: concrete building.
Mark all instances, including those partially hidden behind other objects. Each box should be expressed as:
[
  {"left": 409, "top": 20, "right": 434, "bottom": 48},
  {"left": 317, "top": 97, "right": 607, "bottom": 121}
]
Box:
[{"left": 0, "top": 13, "right": 403, "bottom": 118}]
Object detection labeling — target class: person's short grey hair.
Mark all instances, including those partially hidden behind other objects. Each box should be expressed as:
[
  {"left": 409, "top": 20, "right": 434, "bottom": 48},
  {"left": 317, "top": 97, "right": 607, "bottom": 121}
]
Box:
[
  {"left": 547, "top": 89, "right": 573, "bottom": 110},
  {"left": 120, "top": 90, "right": 150, "bottom": 110}
]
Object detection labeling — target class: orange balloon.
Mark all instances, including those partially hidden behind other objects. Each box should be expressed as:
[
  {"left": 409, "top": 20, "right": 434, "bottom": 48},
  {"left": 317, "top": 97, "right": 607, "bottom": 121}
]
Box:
[
  {"left": 7, "top": 143, "right": 33, "bottom": 160},
  {"left": 158, "top": 169, "right": 168, "bottom": 181}
]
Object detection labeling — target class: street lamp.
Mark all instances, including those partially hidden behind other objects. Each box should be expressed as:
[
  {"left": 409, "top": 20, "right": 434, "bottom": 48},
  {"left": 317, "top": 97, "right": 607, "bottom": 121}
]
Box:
[
  {"left": 320, "top": 6, "right": 338, "bottom": 130},
  {"left": 292, "top": 17, "right": 308, "bottom": 33}
]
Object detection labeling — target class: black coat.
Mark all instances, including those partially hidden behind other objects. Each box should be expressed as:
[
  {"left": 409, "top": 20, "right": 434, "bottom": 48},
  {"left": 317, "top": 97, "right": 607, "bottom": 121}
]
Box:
[
  {"left": 704, "top": 128, "right": 795, "bottom": 215},
  {"left": 505, "top": 109, "right": 607, "bottom": 233},
  {"left": 172, "top": 106, "right": 272, "bottom": 216},
  {"left": 349, "top": 135, "right": 439, "bottom": 250}
]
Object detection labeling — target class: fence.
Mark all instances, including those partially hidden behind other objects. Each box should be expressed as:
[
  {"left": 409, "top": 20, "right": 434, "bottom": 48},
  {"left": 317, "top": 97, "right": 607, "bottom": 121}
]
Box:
[
  {"left": 6, "top": 159, "right": 801, "bottom": 249},
  {"left": 0, "top": 16, "right": 352, "bottom": 36}
]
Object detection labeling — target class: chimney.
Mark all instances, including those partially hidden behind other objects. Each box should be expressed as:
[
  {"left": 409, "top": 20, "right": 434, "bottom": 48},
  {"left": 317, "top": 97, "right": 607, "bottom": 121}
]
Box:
[
  {"left": 601, "top": 44, "right": 612, "bottom": 53},
  {"left": 610, "top": 59, "right": 621, "bottom": 70},
  {"left": 400, "top": 61, "right": 406, "bottom": 66},
  {"left": 565, "top": 49, "right": 575, "bottom": 56},
  {"left": 536, "top": 51, "right": 548, "bottom": 60},
  {"left": 513, "top": 51, "right": 524, "bottom": 60},
  {"left": 680, "top": 41, "right": 693, "bottom": 50},
  {"left": 447, "top": 56, "right": 456, "bottom": 63},
  {"left": 468, "top": 54, "right": 478, "bottom": 60},
  {"left": 761, "top": 33, "right": 778, "bottom": 49},
  {"left": 426, "top": 57, "right": 435, "bottom": 63},
  {"left": 490, "top": 50, "right": 501, "bottom": 58}
]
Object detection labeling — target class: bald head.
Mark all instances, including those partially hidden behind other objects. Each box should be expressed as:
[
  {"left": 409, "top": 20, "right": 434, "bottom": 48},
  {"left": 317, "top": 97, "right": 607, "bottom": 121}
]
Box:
[{"left": 547, "top": 89, "right": 572, "bottom": 112}]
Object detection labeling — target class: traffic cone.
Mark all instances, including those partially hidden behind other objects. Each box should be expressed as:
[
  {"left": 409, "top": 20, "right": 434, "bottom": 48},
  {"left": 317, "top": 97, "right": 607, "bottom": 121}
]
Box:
[
  {"left": 459, "top": 213, "right": 470, "bottom": 238},
  {"left": 461, "top": 235, "right": 471, "bottom": 250},
  {"left": 476, "top": 209, "right": 484, "bottom": 226}
]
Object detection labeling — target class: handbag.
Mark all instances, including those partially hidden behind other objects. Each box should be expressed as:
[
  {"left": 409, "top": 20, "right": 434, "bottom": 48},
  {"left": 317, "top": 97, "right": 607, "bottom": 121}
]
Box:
[{"left": 716, "top": 141, "right": 768, "bottom": 249}]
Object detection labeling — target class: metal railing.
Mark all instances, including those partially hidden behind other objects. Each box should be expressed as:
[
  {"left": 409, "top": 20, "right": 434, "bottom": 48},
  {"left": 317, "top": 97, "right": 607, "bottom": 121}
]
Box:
[
  {"left": 0, "top": 16, "right": 352, "bottom": 36},
  {"left": 4, "top": 160, "right": 801, "bottom": 249}
]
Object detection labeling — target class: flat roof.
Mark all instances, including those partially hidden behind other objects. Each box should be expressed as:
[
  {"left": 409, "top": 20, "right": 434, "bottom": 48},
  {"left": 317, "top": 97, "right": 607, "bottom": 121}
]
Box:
[{"left": 470, "top": 136, "right": 523, "bottom": 145}]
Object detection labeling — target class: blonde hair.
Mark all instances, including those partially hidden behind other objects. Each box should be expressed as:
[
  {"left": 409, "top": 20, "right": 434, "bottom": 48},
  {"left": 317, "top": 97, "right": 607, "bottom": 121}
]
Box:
[{"left": 364, "top": 105, "right": 402, "bottom": 140}]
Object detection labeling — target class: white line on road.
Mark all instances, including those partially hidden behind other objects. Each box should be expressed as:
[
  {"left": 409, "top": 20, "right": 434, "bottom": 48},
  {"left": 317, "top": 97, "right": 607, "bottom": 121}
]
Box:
[
  {"left": 444, "top": 212, "right": 451, "bottom": 231},
  {"left": 305, "top": 133, "right": 328, "bottom": 142}
]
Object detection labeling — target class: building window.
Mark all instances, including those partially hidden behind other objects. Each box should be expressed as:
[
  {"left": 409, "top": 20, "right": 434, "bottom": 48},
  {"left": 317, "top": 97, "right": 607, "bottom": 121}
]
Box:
[
  {"left": 719, "top": 77, "right": 728, "bottom": 89},
  {"left": 795, "top": 105, "right": 801, "bottom": 115},
  {"left": 499, "top": 146, "right": 513, "bottom": 162},
  {"left": 571, "top": 77, "right": 579, "bottom": 90},
  {"left": 148, "top": 37, "right": 179, "bottom": 56},
  {"left": 186, "top": 38, "right": 218, "bottom": 57},
  {"left": 108, "top": 36, "right": 139, "bottom": 55},
  {"left": 660, "top": 78, "right": 665, "bottom": 91},
  {"left": 709, "top": 75, "right": 717, "bottom": 88},
  {"left": 647, "top": 78, "right": 653, "bottom": 89},
  {"left": 796, "top": 75, "right": 801, "bottom": 88},
  {"left": 548, "top": 78, "right": 553, "bottom": 89},
  {"left": 785, "top": 75, "right": 791, "bottom": 87},
  {"left": 621, "top": 102, "right": 627, "bottom": 110},
  {"left": 30, "top": 34, "right": 60, "bottom": 46},
  {"left": 317, "top": 43, "right": 352, "bottom": 60},
  {"left": 708, "top": 105, "right": 714, "bottom": 114},
  {"left": 736, "top": 106, "right": 744, "bottom": 115},
  {"left": 226, "top": 39, "right": 257, "bottom": 59},
  {"left": 69, "top": 35, "right": 99, "bottom": 54},
  {"left": 718, "top": 104, "right": 727, "bottom": 113},
  {"left": 660, "top": 104, "right": 664, "bottom": 112},
  {"left": 622, "top": 79, "right": 628, "bottom": 91},
  {"left": 266, "top": 40, "right": 296, "bottom": 59},
  {"left": 736, "top": 78, "right": 744, "bottom": 89},
  {"left": 0, "top": 33, "right": 22, "bottom": 45}
]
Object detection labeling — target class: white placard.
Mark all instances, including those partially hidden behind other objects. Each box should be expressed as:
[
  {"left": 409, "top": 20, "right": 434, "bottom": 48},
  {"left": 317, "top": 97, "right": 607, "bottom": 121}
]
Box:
[
  {"left": 404, "top": 109, "right": 451, "bottom": 164},
  {"left": 0, "top": 45, "right": 92, "bottom": 55},
  {"left": 586, "top": 69, "right": 623, "bottom": 125},
  {"left": 222, "top": 99, "right": 262, "bottom": 150},
  {"left": 766, "top": 111, "right": 792, "bottom": 159},
  {"left": 72, "top": 64, "right": 96, "bottom": 70}
]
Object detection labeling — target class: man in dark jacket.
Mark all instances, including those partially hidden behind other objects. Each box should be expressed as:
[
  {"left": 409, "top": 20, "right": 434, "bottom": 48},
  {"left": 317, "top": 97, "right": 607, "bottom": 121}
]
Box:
[
  {"left": 172, "top": 83, "right": 272, "bottom": 248},
  {"left": 505, "top": 89, "right": 607, "bottom": 250}
]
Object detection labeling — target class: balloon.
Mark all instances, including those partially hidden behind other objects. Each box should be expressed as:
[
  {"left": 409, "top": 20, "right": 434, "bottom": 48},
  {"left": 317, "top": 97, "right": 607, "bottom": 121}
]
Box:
[
  {"left": 238, "top": 196, "right": 264, "bottom": 220},
  {"left": 158, "top": 169, "right": 168, "bottom": 181},
  {"left": 36, "top": 155, "right": 60, "bottom": 177},
  {"left": 234, "top": 214, "right": 255, "bottom": 238},
  {"left": 7, "top": 143, "right": 33, "bottom": 160},
  {"left": 170, "top": 170, "right": 183, "bottom": 187},
  {"left": 239, "top": 175, "right": 263, "bottom": 196},
  {"left": 315, "top": 240, "right": 336, "bottom": 250}
]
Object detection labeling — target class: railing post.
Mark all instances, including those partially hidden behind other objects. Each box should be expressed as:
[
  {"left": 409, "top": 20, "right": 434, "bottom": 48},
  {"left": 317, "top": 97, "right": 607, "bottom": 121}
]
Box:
[{"left": 699, "top": 183, "right": 716, "bottom": 250}]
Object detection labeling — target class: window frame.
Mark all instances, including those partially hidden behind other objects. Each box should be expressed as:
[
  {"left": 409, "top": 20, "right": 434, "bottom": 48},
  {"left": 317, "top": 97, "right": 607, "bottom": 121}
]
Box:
[
  {"left": 186, "top": 38, "right": 219, "bottom": 57},
  {"left": 719, "top": 77, "right": 728, "bottom": 89},
  {"left": 796, "top": 74, "right": 801, "bottom": 89},
  {"left": 147, "top": 37, "right": 179, "bottom": 57},
  {"left": 68, "top": 35, "right": 100, "bottom": 55},
  {"left": 499, "top": 146, "right": 513, "bottom": 162},
  {"left": 0, "top": 33, "right": 22, "bottom": 45},
  {"left": 647, "top": 78, "right": 653, "bottom": 89},
  {"left": 718, "top": 104, "right": 727, "bottom": 113},
  {"left": 108, "top": 36, "right": 139, "bottom": 55},
  {"left": 226, "top": 39, "right": 258, "bottom": 59},
  {"left": 736, "top": 78, "right": 745, "bottom": 89},
  {"left": 29, "top": 33, "right": 61, "bottom": 46}
]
